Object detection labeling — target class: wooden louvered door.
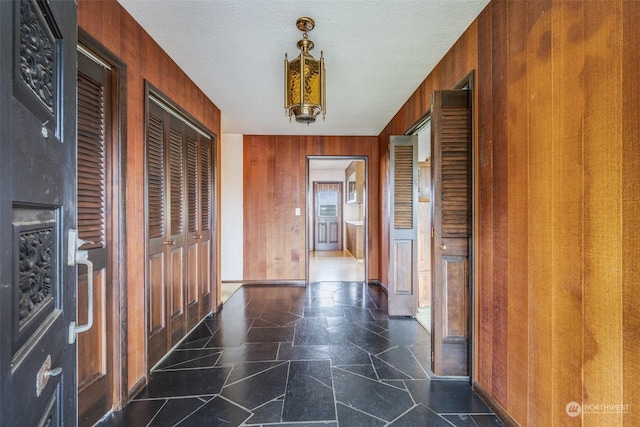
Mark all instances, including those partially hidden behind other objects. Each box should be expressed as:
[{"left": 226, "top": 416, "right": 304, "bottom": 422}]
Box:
[
  {"left": 388, "top": 136, "right": 418, "bottom": 316},
  {"left": 167, "top": 115, "right": 186, "bottom": 346},
  {"left": 146, "top": 97, "right": 214, "bottom": 367},
  {"left": 185, "top": 128, "right": 199, "bottom": 330},
  {"left": 198, "top": 135, "right": 213, "bottom": 317},
  {"left": 146, "top": 100, "right": 169, "bottom": 367},
  {"left": 184, "top": 127, "right": 214, "bottom": 330},
  {"left": 77, "top": 49, "right": 113, "bottom": 427},
  {"left": 431, "top": 90, "right": 471, "bottom": 376}
]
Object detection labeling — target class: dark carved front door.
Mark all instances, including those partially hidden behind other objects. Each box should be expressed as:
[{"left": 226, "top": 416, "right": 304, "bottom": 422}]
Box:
[{"left": 0, "top": 1, "right": 77, "bottom": 426}]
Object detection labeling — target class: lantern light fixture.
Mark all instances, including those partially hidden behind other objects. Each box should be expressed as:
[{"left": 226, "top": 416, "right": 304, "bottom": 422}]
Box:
[{"left": 284, "top": 17, "right": 326, "bottom": 124}]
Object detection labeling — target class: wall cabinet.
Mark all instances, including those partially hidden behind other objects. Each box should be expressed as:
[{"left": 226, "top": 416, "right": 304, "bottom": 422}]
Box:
[{"left": 345, "top": 161, "right": 364, "bottom": 203}]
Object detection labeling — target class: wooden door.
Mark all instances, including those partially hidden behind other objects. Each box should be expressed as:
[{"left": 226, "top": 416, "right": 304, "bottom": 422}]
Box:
[
  {"left": 185, "top": 128, "right": 214, "bottom": 329},
  {"left": 146, "top": 100, "right": 188, "bottom": 365},
  {"left": 146, "top": 100, "right": 170, "bottom": 368},
  {"left": 185, "top": 128, "right": 200, "bottom": 330},
  {"left": 314, "top": 182, "right": 342, "bottom": 251},
  {"left": 76, "top": 48, "right": 114, "bottom": 427},
  {"left": 0, "top": 0, "right": 77, "bottom": 425},
  {"left": 167, "top": 114, "right": 186, "bottom": 346},
  {"left": 388, "top": 136, "right": 418, "bottom": 316},
  {"left": 197, "top": 133, "right": 213, "bottom": 317},
  {"left": 431, "top": 90, "right": 472, "bottom": 376}
]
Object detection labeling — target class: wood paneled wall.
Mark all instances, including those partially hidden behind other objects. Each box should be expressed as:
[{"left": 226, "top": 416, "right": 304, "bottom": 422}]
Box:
[
  {"left": 380, "top": 1, "right": 639, "bottom": 425},
  {"left": 78, "top": 0, "right": 222, "bottom": 400},
  {"left": 243, "top": 136, "right": 378, "bottom": 281}
]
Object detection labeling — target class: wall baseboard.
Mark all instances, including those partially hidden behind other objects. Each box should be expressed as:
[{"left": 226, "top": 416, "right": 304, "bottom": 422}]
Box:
[
  {"left": 472, "top": 380, "right": 518, "bottom": 427},
  {"left": 223, "top": 280, "right": 307, "bottom": 287}
]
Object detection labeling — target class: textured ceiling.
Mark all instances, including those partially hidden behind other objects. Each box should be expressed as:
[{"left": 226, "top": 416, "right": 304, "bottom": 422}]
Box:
[{"left": 117, "top": 0, "right": 489, "bottom": 136}]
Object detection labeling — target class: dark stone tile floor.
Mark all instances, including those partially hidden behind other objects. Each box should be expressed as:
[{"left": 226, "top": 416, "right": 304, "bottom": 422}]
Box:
[{"left": 96, "top": 283, "right": 503, "bottom": 426}]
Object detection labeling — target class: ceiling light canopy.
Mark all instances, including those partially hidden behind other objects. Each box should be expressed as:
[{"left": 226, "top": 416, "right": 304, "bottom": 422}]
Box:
[{"left": 284, "top": 17, "right": 326, "bottom": 124}]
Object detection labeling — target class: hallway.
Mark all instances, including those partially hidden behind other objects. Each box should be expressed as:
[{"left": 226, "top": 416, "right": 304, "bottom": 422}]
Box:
[
  {"left": 96, "top": 283, "right": 500, "bottom": 426},
  {"left": 308, "top": 250, "right": 365, "bottom": 283}
]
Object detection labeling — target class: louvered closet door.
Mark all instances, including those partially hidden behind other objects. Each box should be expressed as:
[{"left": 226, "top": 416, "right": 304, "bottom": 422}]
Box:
[
  {"left": 77, "top": 50, "right": 112, "bottom": 427},
  {"left": 388, "top": 135, "right": 418, "bottom": 316},
  {"left": 198, "top": 135, "right": 213, "bottom": 316},
  {"left": 167, "top": 115, "right": 186, "bottom": 346},
  {"left": 185, "top": 127, "right": 213, "bottom": 329},
  {"left": 185, "top": 128, "right": 199, "bottom": 329},
  {"left": 146, "top": 98, "right": 214, "bottom": 366},
  {"left": 146, "top": 101, "right": 169, "bottom": 367},
  {"left": 431, "top": 89, "right": 471, "bottom": 377}
]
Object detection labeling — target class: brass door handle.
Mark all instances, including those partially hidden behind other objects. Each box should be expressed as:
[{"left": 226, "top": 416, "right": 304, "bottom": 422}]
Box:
[
  {"left": 439, "top": 242, "right": 447, "bottom": 251},
  {"left": 194, "top": 235, "right": 202, "bottom": 239},
  {"left": 164, "top": 240, "right": 176, "bottom": 246}
]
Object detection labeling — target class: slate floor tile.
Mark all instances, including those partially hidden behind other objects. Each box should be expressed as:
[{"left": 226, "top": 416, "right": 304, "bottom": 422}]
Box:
[
  {"left": 135, "top": 367, "right": 231, "bottom": 398},
  {"left": 336, "top": 402, "right": 386, "bottom": 426},
  {"left": 376, "top": 345, "right": 429, "bottom": 379},
  {"left": 245, "top": 325, "right": 294, "bottom": 343},
  {"left": 332, "top": 367, "right": 414, "bottom": 421},
  {"left": 278, "top": 343, "right": 332, "bottom": 360},
  {"left": 96, "top": 282, "right": 501, "bottom": 427},
  {"left": 175, "top": 396, "right": 251, "bottom": 426},
  {"left": 155, "top": 348, "right": 221, "bottom": 371},
  {"left": 97, "top": 398, "right": 165, "bottom": 426},
  {"left": 148, "top": 398, "right": 207, "bottom": 426},
  {"left": 388, "top": 403, "right": 452, "bottom": 426},
  {"left": 215, "top": 342, "right": 280, "bottom": 365},
  {"left": 222, "top": 362, "right": 289, "bottom": 410},
  {"left": 404, "top": 379, "right": 493, "bottom": 414},
  {"left": 283, "top": 360, "right": 335, "bottom": 422}
]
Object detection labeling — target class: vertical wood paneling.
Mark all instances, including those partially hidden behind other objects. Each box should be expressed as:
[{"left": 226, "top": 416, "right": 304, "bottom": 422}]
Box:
[
  {"left": 550, "top": 1, "right": 584, "bottom": 424},
  {"left": 78, "top": 0, "right": 221, "bottom": 399},
  {"left": 622, "top": 2, "right": 640, "bottom": 425},
  {"left": 243, "top": 136, "right": 378, "bottom": 281},
  {"left": 583, "top": 2, "right": 623, "bottom": 425},
  {"left": 476, "top": 9, "right": 493, "bottom": 393},
  {"left": 506, "top": 1, "right": 529, "bottom": 423},
  {"left": 527, "top": 1, "right": 553, "bottom": 425},
  {"left": 490, "top": 0, "right": 509, "bottom": 407}
]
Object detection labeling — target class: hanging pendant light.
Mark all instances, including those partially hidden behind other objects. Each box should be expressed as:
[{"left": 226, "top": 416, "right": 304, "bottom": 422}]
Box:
[{"left": 284, "top": 17, "right": 326, "bottom": 124}]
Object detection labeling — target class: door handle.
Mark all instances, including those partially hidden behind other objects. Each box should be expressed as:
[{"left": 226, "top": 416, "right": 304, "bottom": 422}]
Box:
[
  {"left": 67, "top": 229, "right": 95, "bottom": 344},
  {"left": 439, "top": 242, "right": 447, "bottom": 251},
  {"left": 164, "top": 240, "right": 176, "bottom": 245}
]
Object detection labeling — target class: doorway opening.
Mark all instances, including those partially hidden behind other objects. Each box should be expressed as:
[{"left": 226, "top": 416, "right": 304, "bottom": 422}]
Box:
[
  {"left": 307, "top": 157, "right": 367, "bottom": 284},
  {"left": 414, "top": 119, "right": 432, "bottom": 334},
  {"left": 405, "top": 72, "right": 475, "bottom": 378}
]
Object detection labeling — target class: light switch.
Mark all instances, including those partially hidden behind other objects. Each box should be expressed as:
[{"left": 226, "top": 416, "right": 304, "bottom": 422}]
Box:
[{"left": 295, "top": 208, "right": 301, "bottom": 216}]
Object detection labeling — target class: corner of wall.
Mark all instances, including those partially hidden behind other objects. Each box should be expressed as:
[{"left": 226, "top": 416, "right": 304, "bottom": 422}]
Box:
[{"left": 221, "top": 134, "right": 244, "bottom": 281}]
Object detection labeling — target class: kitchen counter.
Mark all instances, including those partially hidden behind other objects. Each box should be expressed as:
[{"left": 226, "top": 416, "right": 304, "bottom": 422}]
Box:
[{"left": 345, "top": 221, "right": 364, "bottom": 260}]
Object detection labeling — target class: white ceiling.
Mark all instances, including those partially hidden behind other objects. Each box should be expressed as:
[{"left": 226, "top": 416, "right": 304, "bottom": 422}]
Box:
[{"left": 116, "top": 0, "right": 489, "bottom": 136}]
